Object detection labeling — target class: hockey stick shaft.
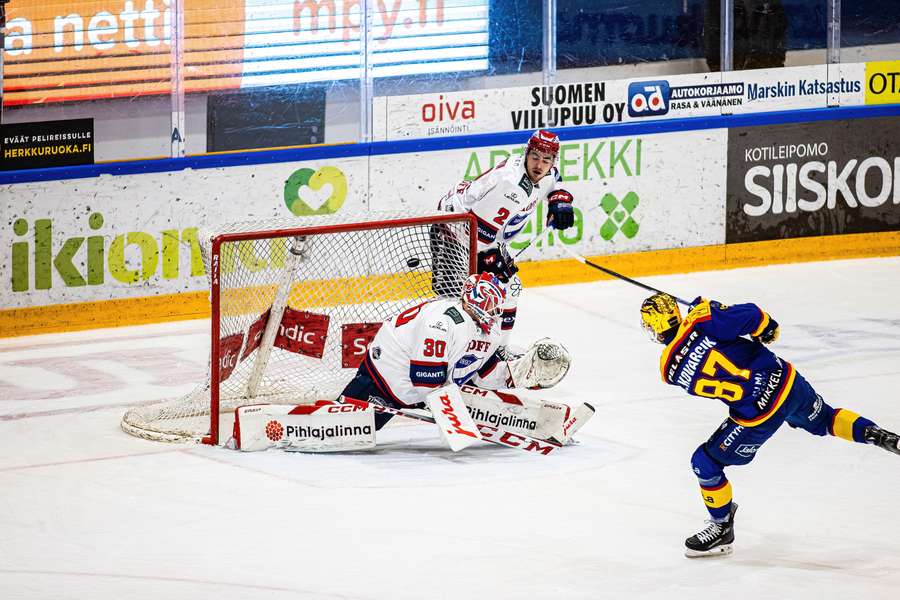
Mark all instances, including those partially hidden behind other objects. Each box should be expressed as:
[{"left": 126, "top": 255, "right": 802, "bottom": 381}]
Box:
[
  {"left": 339, "top": 396, "right": 561, "bottom": 455},
  {"left": 558, "top": 245, "right": 691, "bottom": 306}
]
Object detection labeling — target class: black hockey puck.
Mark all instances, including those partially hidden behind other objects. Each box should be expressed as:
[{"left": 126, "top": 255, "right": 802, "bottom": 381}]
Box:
[{"left": 407, "top": 257, "right": 421, "bottom": 268}]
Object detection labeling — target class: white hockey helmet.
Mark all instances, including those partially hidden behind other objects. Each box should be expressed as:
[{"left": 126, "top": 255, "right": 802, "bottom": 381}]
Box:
[{"left": 461, "top": 273, "right": 506, "bottom": 333}]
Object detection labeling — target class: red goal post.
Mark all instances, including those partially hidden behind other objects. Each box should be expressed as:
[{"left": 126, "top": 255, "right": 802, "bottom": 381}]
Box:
[{"left": 121, "top": 211, "right": 477, "bottom": 445}]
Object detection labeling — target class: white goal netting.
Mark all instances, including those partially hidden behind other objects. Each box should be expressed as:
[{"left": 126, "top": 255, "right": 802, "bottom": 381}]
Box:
[{"left": 121, "top": 211, "right": 475, "bottom": 443}]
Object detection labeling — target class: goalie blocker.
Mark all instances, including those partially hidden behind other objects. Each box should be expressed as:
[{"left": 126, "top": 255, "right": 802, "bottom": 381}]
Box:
[{"left": 230, "top": 386, "right": 593, "bottom": 452}]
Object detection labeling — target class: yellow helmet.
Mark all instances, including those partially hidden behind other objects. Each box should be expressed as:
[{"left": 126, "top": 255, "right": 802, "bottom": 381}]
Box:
[{"left": 640, "top": 293, "right": 682, "bottom": 343}]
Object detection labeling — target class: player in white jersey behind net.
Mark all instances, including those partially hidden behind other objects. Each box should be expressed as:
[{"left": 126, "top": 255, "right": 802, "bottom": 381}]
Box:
[{"left": 434, "top": 129, "right": 576, "bottom": 353}]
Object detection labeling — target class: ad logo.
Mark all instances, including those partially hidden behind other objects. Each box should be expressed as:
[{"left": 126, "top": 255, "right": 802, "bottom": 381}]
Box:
[
  {"left": 284, "top": 166, "right": 347, "bottom": 216},
  {"left": 599, "top": 192, "right": 640, "bottom": 240},
  {"left": 865, "top": 60, "right": 900, "bottom": 105},
  {"left": 628, "top": 80, "right": 669, "bottom": 117}
]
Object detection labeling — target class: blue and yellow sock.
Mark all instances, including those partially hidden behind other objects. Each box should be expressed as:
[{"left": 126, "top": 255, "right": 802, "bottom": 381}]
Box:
[
  {"left": 700, "top": 479, "right": 733, "bottom": 522},
  {"left": 829, "top": 409, "right": 876, "bottom": 444}
]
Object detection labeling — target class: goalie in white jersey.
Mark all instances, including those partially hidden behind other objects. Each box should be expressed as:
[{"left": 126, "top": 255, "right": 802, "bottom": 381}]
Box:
[
  {"left": 340, "top": 272, "right": 571, "bottom": 431},
  {"left": 435, "top": 129, "right": 575, "bottom": 344}
]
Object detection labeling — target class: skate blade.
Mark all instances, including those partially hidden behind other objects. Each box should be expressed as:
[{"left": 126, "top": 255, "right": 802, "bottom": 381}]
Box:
[{"left": 685, "top": 544, "right": 733, "bottom": 558}]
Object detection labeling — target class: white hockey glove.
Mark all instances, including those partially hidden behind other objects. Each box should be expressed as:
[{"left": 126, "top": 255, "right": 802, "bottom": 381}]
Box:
[{"left": 508, "top": 338, "right": 572, "bottom": 389}]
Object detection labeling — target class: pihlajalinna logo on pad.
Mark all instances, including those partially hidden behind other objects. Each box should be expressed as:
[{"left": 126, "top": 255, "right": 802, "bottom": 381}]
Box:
[
  {"left": 284, "top": 166, "right": 348, "bottom": 216},
  {"left": 599, "top": 192, "right": 640, "bottom": 240}
]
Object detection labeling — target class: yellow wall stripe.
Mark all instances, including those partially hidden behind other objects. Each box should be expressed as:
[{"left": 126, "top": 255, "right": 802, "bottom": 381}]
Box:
[
  {"left": 831, "top": 409, "right": 862, "bottom": 442},
  {"left": 3, "top": 230, "right": 900, "bottom": 338}
]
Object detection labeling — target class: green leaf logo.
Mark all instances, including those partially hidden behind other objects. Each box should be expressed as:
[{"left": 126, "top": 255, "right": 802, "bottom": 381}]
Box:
[
  {"left": 284, "top": 166, "right": 348, "bottom": 216},
  {"left": 599, "top": 191, "right": 640, "bottom": 241}
]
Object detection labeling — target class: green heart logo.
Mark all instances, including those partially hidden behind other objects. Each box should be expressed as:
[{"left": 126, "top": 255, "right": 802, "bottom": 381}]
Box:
[{"left": 284, "top": 166, "right": 348, "bottom": 216}]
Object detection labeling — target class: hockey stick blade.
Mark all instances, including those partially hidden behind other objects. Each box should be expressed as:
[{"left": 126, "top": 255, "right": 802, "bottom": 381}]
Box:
[{"left": 340, "top": 396, "right": 561, "bottom": 455}]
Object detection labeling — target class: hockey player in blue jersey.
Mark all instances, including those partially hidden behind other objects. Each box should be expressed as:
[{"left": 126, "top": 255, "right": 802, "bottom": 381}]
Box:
[{"left": 640, "top": 293, "right": 900, "bottom": 558}]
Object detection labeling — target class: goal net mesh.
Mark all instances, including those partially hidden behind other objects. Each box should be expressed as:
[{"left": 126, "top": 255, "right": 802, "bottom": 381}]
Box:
[{"left": 121, "top": 211, "right": 474, "bottom": 443}]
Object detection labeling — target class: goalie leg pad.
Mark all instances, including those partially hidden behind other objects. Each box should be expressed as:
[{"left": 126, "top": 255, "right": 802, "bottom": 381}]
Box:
[
  {"left": 508, "top": 337, "right": 572, "bottom": 389},
  {"left": 460, "top": 385, "right": 577, "bottom": 441},
  {"left": 230, "top": 401, "right": 376, "bottom": 452}
]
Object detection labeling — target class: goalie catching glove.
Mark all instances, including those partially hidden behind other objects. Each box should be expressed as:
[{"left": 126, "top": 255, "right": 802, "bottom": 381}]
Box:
[{"left": 508, "top": 338, "right": 572, "bottom": 389}]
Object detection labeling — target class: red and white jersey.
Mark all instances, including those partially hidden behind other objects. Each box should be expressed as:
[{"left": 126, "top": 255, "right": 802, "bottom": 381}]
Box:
[
  {"left": 366, "top": 299, "right": 511, "bottom": 407},
  {"left": 439, "top": 153, "right": 561, "bottom": 253}
]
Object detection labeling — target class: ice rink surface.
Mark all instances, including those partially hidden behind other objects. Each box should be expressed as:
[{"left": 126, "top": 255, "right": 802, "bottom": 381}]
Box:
[{"left": 2, "top": 256, "right": 899, "bottom": 600}]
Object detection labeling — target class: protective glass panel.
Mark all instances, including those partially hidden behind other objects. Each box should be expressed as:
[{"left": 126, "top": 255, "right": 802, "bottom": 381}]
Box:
[
  {"left": 371, "top": 0, "right": 535, "bottom": 140},
  {"left": 557, "top": 1, "right": 711, "bottom": 76},
  {"left": 187, "top": 0, "right": 361, "bottom": 154},
  {"left": 2, "top": 0, "right": 174, "bottom": 164},
  {"left": 841, "top": 0, "right": 900, "bottom": 63},
  {"left": 734, "top": 0, "right": 835, "bottom": 72}
]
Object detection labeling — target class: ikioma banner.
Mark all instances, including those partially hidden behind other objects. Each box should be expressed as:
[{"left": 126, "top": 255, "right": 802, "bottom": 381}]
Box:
[{"left": 725, "top": 116, "right": 900, "bottom": 243}]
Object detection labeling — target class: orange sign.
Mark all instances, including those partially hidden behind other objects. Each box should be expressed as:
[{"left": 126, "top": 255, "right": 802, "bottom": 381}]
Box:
[
  {"left": 3, "top": 0, "right": 246, "bottom": 105},
  {"left": 3, "top": 0, "right": 485, "bottom": 106}
]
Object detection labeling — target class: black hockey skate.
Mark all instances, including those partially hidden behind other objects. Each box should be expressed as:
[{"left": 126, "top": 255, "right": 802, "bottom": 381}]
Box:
[
  {"left": 685, "top": 503, "right": 738, "bottom": 558},
  {"left": 863, "top": 426, "right": 900, "bottom": 456}
]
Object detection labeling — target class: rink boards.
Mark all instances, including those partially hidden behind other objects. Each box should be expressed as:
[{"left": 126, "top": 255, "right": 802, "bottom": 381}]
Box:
[{"left": 2, "top": 66, "right": 900, "bottom": 336}]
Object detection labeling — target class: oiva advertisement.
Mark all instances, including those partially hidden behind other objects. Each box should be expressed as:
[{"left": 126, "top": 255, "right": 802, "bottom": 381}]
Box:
[{"left": 1, "top": 157, "right": 366, "bottom": 309}]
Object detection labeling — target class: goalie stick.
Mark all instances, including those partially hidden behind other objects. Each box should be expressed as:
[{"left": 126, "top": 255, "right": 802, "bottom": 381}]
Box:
[{"left": 339, "top": 396, "right": 563, "bottom": 455}]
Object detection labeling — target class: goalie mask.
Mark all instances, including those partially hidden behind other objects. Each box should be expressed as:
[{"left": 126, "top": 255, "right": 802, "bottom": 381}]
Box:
[
  {"left": 461, "top": 273, "right": 506, "bottom": 333},
  {"left": 640, "top": 293, "right": 682, "bottom": 344}
]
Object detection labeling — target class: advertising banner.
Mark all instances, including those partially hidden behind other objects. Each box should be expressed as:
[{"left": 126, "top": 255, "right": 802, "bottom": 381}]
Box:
[
  {"left": 3, "top": 0, "right": 487, "bottom": 106},
  {"left": 1, "top": 119, "right": 94, "bottom": 170},
  {"left": 2, "top": 127, "right": 727, "bottom": 311},
  {"left": 370, "top": 128, "right": 727, "bottom": 259},
  {"left": 725, "top": 116, "right": 900, "bottom": 243},
  {"left": 865, "top": 60, "right": 900, "bottom": 105},
  {"left": 375, "top": 63, "right": 866, "bottom": 141},
  {"left": 374, "top": 80, "right": 629, "bottom": 140},
  {"left": 627, "top": 63, "right": 864, "bottom": 123},
  {"left": 1, "top": 157, "right": 367, "bottom": 308}
]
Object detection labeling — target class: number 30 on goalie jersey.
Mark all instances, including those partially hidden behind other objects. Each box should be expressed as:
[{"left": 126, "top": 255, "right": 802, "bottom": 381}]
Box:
[{"left": 366, "top": 299, "right": 511, "bottom": 408}]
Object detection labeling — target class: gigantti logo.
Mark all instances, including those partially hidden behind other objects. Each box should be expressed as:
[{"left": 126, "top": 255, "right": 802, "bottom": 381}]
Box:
[
  {"left": 599, "top": 192, "right": 640, "bottom": 241},
  {"left": 283, "top": 166, "right": 348, "bottom": 216}
]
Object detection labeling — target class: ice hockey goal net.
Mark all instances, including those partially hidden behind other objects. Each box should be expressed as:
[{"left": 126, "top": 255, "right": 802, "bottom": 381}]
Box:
[{"left": 121, "top": 211, "right": 476, "bottom": 444}]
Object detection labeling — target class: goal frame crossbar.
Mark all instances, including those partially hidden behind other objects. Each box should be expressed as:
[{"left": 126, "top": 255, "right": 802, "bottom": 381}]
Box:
[{"left": 203, "top": 212, "right": 477, "bottom": 445}]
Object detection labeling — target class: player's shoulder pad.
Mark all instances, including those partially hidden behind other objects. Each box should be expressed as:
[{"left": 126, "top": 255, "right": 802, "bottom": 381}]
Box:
[
  {"left": 443, "top": 306, "right": 466, "bottom": 325},
  {"left": 683, "top": 298, "right": 712, "bottom": 326}
]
